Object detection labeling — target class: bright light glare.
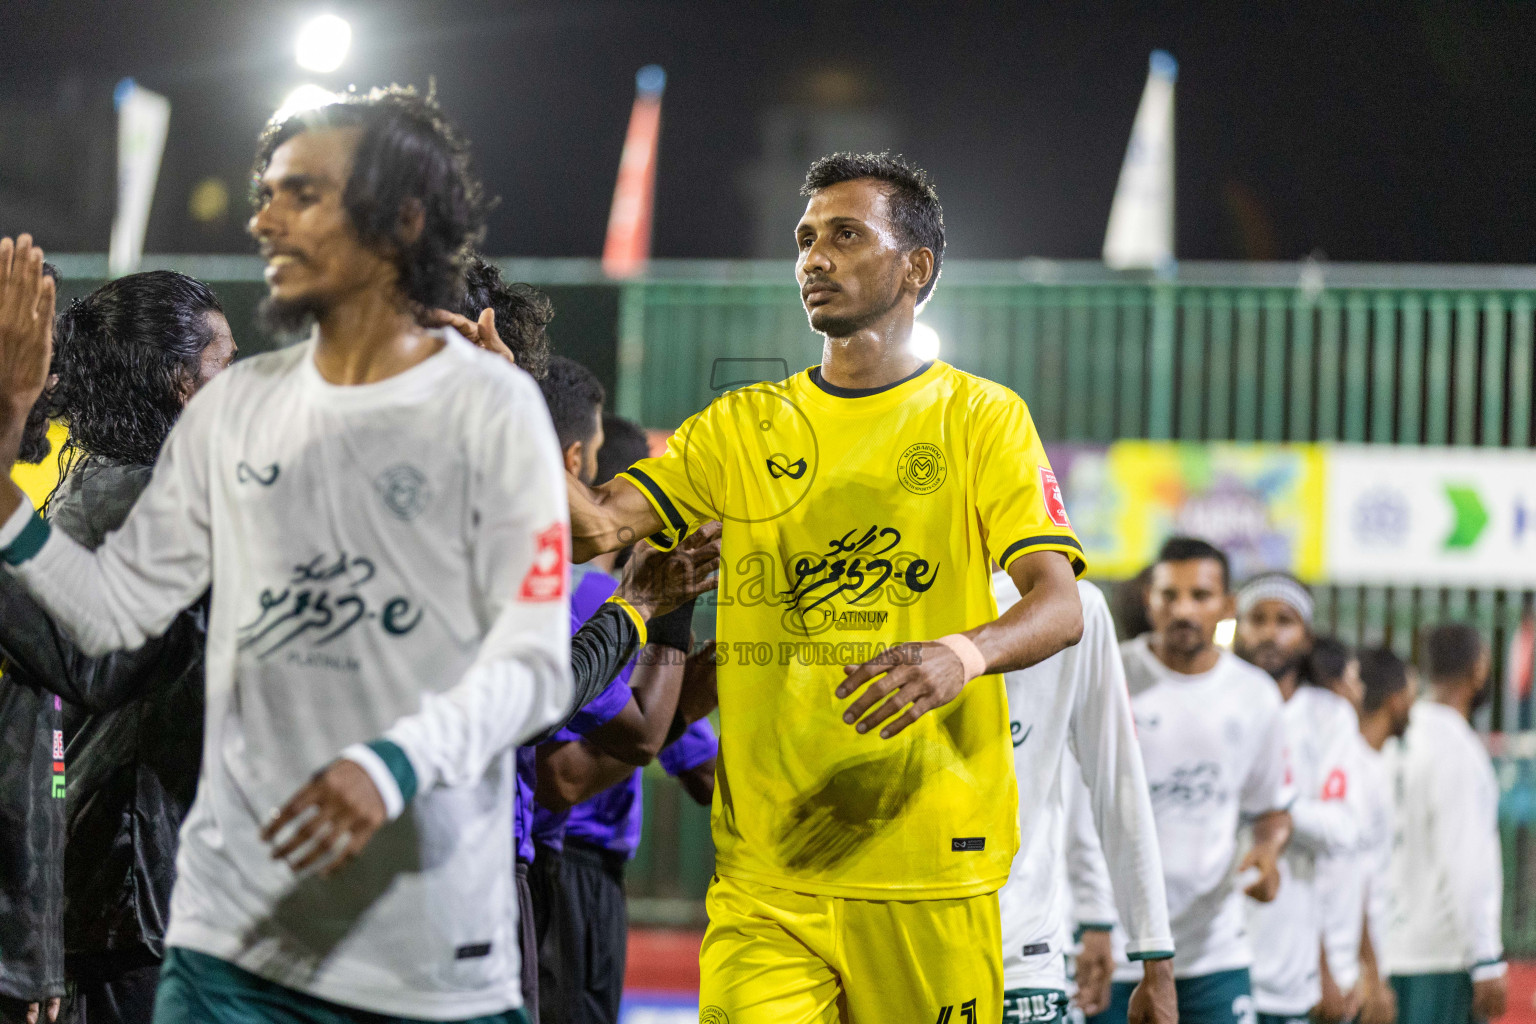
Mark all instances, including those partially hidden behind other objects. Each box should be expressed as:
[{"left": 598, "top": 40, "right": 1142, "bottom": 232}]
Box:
[
  {"left": 296, "top": 14, "right": 351, "bottom": 73},
  {"left": 1214, "top": 617, "right": 1237, "bottom": 649},
  {"left": 910, "top": 321, "right": 941, "bottom": 360},
  {"left": 274, "top": 84, "right": 338, "bottom": 124}
]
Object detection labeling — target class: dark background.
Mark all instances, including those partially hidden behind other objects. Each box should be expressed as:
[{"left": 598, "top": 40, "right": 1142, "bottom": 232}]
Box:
[{"left": 4, "top": 1, "right": 1536, "bottom": 263}]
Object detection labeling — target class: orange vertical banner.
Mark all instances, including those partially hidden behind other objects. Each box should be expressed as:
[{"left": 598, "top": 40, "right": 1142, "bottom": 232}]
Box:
[{"left": 603, "top": 65, "right": 665, "bottom": 279}]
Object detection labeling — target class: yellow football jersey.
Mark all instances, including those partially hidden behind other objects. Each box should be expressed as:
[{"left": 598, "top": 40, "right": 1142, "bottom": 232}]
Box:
[
  {"left": 11, "top": 422, "right": 69, "bottom": 508},
  {"left": 620, "top": 360, "right": 1084, "bottom": 899}
]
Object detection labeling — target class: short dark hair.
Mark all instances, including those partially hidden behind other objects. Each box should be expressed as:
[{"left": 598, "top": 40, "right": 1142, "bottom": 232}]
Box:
[
  {"left": 454, "top": 254, "right": 552, "bottom": 381},
  {"left": 1306, "top": 635, "right": 1351, "bottom": 688},
  {"left": 1154, "top": 535, "right": 1231, "bottom": 592},
  {"left": 253, "top": 85, "right": 486, "bottom": 312},
  {"left": 595, "top": 415, "right": 649, "bottom": 486},
  {"left": 802, "top": 151, "right": 945, "bottom": 305},
  {"left": 18, "top": 262, "right": 62, "bottom": 466},
  {"left": 537, "top": 356, "right": 605, "bottom": 451},
  {"left": 1424, "top": 623, "right": 1486, "bottom": 682},
  {"left": 1357, "top": 646, "right": 1408, "bottom": 714},
  {"left": 48, "top": 271, "right": 224, "bottom": 469}
]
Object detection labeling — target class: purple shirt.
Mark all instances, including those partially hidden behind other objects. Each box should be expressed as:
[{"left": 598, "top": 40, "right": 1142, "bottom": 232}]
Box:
[
  {"left": 564, "top": 719, "right": 718, "bottom": 857},
  {"left": 513, "top": 564, "right": 634, "bottom": 861}
]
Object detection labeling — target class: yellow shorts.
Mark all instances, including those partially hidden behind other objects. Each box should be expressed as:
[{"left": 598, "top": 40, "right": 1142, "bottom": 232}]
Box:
[{"left": 699, "top": 874, "right": 1002, "bottom": 1024}]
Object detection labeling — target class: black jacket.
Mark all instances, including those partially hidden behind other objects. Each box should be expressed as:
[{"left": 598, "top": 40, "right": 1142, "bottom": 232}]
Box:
[
  {"left": 0, "top": 461, "right": 206, "bottom": 970},
  {"left": 0, "top": 645, "right": 65, "bottom": 1002}
]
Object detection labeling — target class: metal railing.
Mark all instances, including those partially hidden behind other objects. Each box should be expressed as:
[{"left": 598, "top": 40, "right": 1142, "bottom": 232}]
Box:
[{"left": 44, "top": 255, "right": 1536, "bottom": 944}]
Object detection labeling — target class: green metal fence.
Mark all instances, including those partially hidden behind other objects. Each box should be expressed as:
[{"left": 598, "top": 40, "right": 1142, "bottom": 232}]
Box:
[
  {"left": 616, "top": 259, "right": 1536, "bottom": 667},
  {"left": 45, "top": 255, "right": 1536, "bottom": 943}
]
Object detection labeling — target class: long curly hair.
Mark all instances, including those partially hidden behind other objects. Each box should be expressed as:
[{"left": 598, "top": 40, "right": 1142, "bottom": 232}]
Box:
[
  {"left": 455, "top": 254, "right": 552, "bottom": 380},
  {"left": 253, "top": 85, "right": 488, "bottom": 313},
  {"left": 47, "top": 271, "right": 224, "bottom": 476}
]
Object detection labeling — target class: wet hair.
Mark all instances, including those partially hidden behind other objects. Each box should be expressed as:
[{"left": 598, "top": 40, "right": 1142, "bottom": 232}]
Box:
[
  {"left": 253, "top": 85, "right": 487, "bottom": 313},
  {"left": 1423, "top": 623, "right": 1486, "bottom": 682},
  {"left": 537, "top": 356, "right": 605, "bottom": 451},
  {"left": 595, "top": 415, "right": 649, "bottom": 486},
  {"left": 802, "top": 151, "right": 945, "bottom": 305},
  {"left": 1154, "top": 535, "right": 1231, "bottom": 592},
  {"left": 17, "top": 262, "right": 62, "bottom": 465},
  {"left": 1357, "top": 646, "right": 1408, "bottom": 714},
  {"left": 1306, "top": 635, "right": 1351, "bottom": 688},
  {"left": 453, "top": 254, "right": 552, "bottom": 380},
  {"left": 47, "top": 271, "right": 224, "bottom": 471}
]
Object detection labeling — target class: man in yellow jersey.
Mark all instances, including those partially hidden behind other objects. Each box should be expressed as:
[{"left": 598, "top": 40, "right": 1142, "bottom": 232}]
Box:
[{"left": 568, "top": 152, "right": 1085, "bottom": 1023}]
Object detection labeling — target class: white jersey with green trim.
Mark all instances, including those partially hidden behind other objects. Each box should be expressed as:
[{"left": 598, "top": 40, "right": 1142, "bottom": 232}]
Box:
[
  {"left": 0, "top": 330, "right": 572, "bottom": 1018},
  {"left": 1248, "top": 684, "right": 1362, "bottom": 1015},
  {"left": 1112, "top": 636, "right": 1292, "bottom": 982},
  {"left": 995, "top": 575, "right": 1171, "bottom": 992},
  {"left": 1385, "top": 701, "right": 1505, "bottom": 979}
]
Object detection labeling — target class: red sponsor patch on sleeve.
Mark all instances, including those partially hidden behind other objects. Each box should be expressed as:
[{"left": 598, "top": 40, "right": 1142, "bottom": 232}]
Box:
[
  {"left": 1039, "top": 467, "right": 1071, "bottom": 528},
  {"left": 519, "top": 523, "right": 568, "bottom": 602},
  {"left": 1321, "top": 767, "right": 1348, "bottom": 801}
]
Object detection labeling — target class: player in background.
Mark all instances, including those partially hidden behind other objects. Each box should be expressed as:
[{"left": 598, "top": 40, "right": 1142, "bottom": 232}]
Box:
[
  {"left": 0, "top": 86, "right": 573, "bottom": 1023},
  {"left": 0, "top": 272, "right": 233, "bottom": 1024},
  {"left": 534, "top": 414, "right": 719, "bottom": 1024},
  {"left": 993, "top": 572, "right": 1175, "bottom": 1024},
  {"left": 527, "top": 360, "right": 716, "bottom": 1023},
  {"left": 1327, "top": 646, "right": 1413, "bottom": 1024},
  {"left": 1232, "top": 575, "right": 1361, "bottom": 1024},
  {"left": 1386, "top": 624, "right": 1506, "bottom": 1024},
  {"left": 568, "top": 152, "right": 1086, "bottom": 1022},
  {"left": 1091, "top": 537, "right": 1293, "bottom": 1024},
  {"left": 0, "top": 260, "right": 62, "bottom": 1024}
]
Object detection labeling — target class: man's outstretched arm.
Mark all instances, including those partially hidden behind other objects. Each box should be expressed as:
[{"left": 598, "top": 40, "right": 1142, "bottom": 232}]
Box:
[
  {"left": 838, "top": 549, "right": 1083, "bottom": 739},
  {"left": 568, "top": 475, "right": 666, "bottom": 563}
]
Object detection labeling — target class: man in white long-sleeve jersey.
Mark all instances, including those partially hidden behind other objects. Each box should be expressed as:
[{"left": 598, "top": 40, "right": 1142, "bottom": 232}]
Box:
[
  {"left": 0, "top": 88, "right": 572, "bottom": 1024},
  {"left": 1090, "top": 537, "right": 1294, "bottom": 1024},
  {"left": 1387, "top": 624, "right": 1506, "bottom": 1024},
  {"left": 1232, "top": 574, "right": 1361, "bottom": 1024},
  {"left": 1331, "top": 646, "right": 1413, "bottom": 1024},
  {"left": 993, "top": 573, "right": 1175, "bottom": 1024}
]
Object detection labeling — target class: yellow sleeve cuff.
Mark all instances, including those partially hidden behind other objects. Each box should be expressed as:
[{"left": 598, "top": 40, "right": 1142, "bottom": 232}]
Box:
[{"left": 605, "top": 596, "right": 648, "bottom": 647}]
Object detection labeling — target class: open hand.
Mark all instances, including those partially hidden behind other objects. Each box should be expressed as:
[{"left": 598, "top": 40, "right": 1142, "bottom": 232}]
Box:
[
  {"left": 424, "top": 306, "right": 515, "bottom": 364},
  {"left": 0, "top": 236, "right": 57, "bottom": 440},
  {"left": 836, "top": 639, "right": 968, "bottom": 739},
  {"left": 262, "top": 759, "right": 387, "bottom": 878},
  {"left": 1238, "top": 843, "right": 1281, "bottom": 902},
  {"left": 1473, "top": 976, "right": 1506, "bottom": 1022},
  {"left": 615, "top": 521, "right": 721, "bottom": 619},
  {"left": 1074, "top": 928, "right": 1114, "bottom": 1015},
  {"left": 1127, "top": 958, "right": 1177, "bottom": 1024}
]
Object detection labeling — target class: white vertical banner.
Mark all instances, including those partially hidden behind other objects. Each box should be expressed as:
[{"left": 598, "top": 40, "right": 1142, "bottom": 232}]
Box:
[
  {"left": 109, "top": 79, "right": 170, "bottom": 277},
  {"left": 1103, "top": 50, "right": 1176, "bottom": 272}
]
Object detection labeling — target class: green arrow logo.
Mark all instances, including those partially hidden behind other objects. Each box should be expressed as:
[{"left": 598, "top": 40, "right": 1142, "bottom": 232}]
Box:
[{"left": 1444, "top": 484, "right": 1489, "bottom": 550}]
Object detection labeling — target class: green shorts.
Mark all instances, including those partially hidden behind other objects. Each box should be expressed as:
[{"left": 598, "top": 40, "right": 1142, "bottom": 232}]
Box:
[
  {"left": 1089, "top": 968, "right": 1254, "bottom": 1024},
  {"left": 152, "top": 948, "right": 529, "bottom": 1024},
  {"left": 1389, "top": 971, "right": 1474, "bottom": 1024},
  {"left": 1003, "top": 987, "right": 1070, "bottom": 1023}
]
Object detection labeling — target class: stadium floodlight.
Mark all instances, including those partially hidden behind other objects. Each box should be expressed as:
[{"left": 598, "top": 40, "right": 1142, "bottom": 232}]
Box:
[
  {"left": 1214, "top": 617, "right": 1236, "bottom": 649},
  {"left": 910, "top": 321, "right": 941, "bottom": 361},
  {"left": 295, "top": 14, "right": 351, "bottom": 73},
  {"left": 274, "top": 84, "right": 338, "bottom": 124}
]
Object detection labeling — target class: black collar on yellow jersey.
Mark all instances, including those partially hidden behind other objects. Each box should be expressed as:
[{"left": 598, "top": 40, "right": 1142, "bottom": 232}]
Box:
[{"left": 807, "top": 360, "right": 934, "bottom": 398}]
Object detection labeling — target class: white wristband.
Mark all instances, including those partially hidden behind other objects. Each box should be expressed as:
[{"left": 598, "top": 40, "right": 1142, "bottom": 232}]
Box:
[{"left": 934, "top": 633, "right": 987, "bottom": 682}]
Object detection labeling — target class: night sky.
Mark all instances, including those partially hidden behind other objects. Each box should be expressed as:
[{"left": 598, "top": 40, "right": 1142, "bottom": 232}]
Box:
[{"left": 5, "top": 1, "right": 1536, "bottom": 263}]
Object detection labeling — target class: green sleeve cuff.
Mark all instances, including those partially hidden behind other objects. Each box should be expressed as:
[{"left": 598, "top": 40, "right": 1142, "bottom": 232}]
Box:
[
  {"left": 367, "top": 738, "right": 418, "bottom": 805},
  {"left": 1, "top": 512, "right": 51, "bottom": 566},
  {"left": 1128, "top": 949, "right": 1175, "bottom": 962}
]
